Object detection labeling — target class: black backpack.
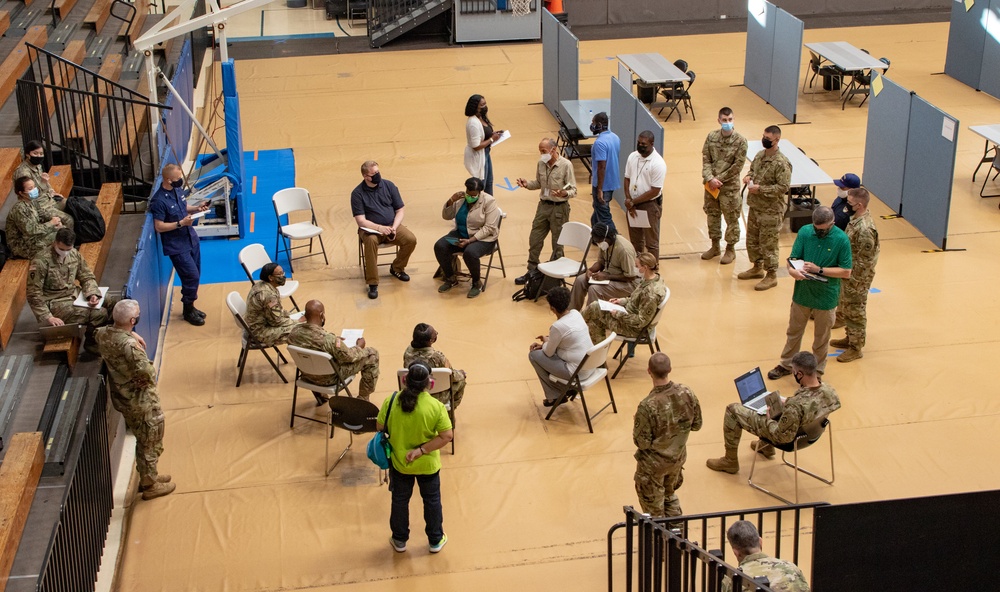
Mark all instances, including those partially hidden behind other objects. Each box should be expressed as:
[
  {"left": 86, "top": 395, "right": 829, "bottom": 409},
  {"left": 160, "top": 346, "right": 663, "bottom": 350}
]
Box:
[
  {"left": 512, "top": 269, "right": 563, "bottom": 302},
  {"left": 65, "top": 196, "right": 106, "bottom": 244}
]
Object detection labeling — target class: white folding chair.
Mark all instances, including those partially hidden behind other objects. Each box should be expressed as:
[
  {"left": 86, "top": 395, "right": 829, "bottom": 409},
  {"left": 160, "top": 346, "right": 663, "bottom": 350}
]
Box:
[
  {"left": 272, "top": 187, "right": 328, "bottom": 273},
  {"left": 544, "top": 333, "right": 618, "bottom": 433},
  {"left": 535, "top": 221, "right": 592, "bottom": 301},
  {"left": 239, "top": 243, "right": 300, "bottom": 311},
  {"left": 286, "top": 345, "right": 355, "bottom": 428},
  {"left": 611, "top": 288, "right": 671, "bottom": 378},
  {"left": 396, "top": 367, "right": 455, "bottom": 454},
  {"left": 225, "top": 291, "right": 287, "bottom": 387}
]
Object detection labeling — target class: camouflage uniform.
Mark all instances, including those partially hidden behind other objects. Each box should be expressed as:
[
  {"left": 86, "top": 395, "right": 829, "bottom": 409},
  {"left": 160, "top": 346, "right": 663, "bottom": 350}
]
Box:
[
  {"left": 6, "top": 199, "right": 59, "bottom": 260},
  {"left": 13, "top": 161, "right": 74, "bottom": 229},
  {"left": 95, "top": 326, "right": 165, "bottom": 486},
  {"left": 721, "top": 552, "right": 810, "bottom": 592},
  {"left": 245, "top": 281, "right": 297, "bottom": 347},
  {"left": 27, "top": 247, "right": 108, "bottom": 329},
  {"left": 633, "top": 382, "right": 702, "bottom": 517},
  {"left": 836, "top": 210, "right": 879, "bottom": 350},
  {"left": 583, "top": 275, "right": 667, "bottom": 343},
  {"left": 746, "top": 150, "right": 792, "bottom": 272},
  {"left": 702, "top": 130, "right": 748, "bottom": 246},
  {"left": 403, "top": 345, "right": 466, "bottom": 409},
  {"left": 722, "top": 382, "right": 840, "bottom": 450},
  {"left": 288, "top": 322, "right": 379, "bottom": 400}
]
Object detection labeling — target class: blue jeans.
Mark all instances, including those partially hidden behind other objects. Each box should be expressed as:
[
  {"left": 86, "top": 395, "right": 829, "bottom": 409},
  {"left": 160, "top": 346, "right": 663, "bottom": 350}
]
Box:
[
  {"left": 389, "top": 466, "right": 444, "bottom": 544},
  {"left": 591, "top": 186, "right": 616, "bottom": 232},
  {"left": 483, "top": 146, "right": 494, "bottom": 196}
]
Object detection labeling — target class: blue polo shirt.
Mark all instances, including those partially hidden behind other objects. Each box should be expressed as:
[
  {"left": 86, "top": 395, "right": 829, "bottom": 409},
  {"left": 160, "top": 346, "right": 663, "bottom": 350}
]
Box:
[
  {"left": 591, "top": 130, "right": 622, "bottom": 191},
  {"left": 149, "top": 184, "right": 198, "bottom": 256},
  {"left": 350, "top": 180, "right": 404, "bottom": 226}
]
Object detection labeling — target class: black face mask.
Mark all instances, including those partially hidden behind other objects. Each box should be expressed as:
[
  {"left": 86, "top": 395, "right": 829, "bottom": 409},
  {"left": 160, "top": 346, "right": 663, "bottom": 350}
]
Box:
[
  {"left": 368, "top": 172, "right": 381, "bottom": 186},
  {"left": 479, "top": 106, "right": 488, "bottom": 116},
  {"left": 793, "top": 371, "right": 803, "bottom": 385},
  {"left": 170, "top": 179, "right": 184, "bottom": 188},
  {"left": 845, "top": 203, "right": 857, "bottom": 215},
  {"left": 815, "top": 227, "right": 830, "bottom": 239},
  {"left": 636, "top": 144, "right": 651, "bottom": 156},
  {"left": 590, "top": 123, "right": 604, "bottom": 134},
  {"left": 761, "top": 137, "right": 774, "bottom": 149},
  {"left": 29, "top": 155, "right": 45, "bottom": 166}
]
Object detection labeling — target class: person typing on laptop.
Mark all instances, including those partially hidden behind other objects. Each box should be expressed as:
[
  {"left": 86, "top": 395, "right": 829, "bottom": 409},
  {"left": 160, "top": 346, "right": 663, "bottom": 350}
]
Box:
[{"left": 706, "top": 352, "right": 840, "bottom": 474}]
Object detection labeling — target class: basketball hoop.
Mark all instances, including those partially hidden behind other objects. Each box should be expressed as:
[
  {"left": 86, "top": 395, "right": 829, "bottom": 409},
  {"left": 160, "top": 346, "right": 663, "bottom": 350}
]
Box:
[{"left": 511, "top": 0, "right": 531, "bottom": 17}]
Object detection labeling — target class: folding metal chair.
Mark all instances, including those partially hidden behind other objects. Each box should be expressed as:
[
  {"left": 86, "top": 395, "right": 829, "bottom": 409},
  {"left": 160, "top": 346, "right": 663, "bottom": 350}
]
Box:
[
  {"left": 545, "top": 333, "right": 618, "bottom": 433},
  {"left": 748, "top": 418, "right": 835, "bottom": 505},
  {"left": 272, "top": 187, "right": 328, "bottom": 273},
  {"left": 239, "top": 243, "right": 300, "bottom": 311},
  {"left": 610, "top": 288, "right": 670, "bottom": 379},
  {"left": 535, "top": 221, "right": 592, "bottom": 301},
  {"left": 225, "top": 291, "right": 287, "bottom": 387},
  {"left": 286, "top": 345, "right": 355, "bottom": 428},
  {"left": 326, "top": 396, "right": 379, "bottom": 476}
]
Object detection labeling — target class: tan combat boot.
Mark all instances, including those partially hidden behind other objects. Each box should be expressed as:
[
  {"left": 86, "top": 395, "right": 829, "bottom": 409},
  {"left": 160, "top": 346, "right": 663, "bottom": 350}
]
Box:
[
  {"left": 751, "top": 440, "right": 775, "bottom": 459},
  {"left": 706, "top": 448, "right": 740, "bottom": 474},
  {"left": 754, "top": 271, "right": 777, "bottom": 291},
  {"left": 837, "top": 348, "right": 863, "bottom": 363},
  {"left": 701, "top": 241, "right": 721, "bottom": 260},
  {"left": 141, "top": 481, "right": 176, "bottom": 500},
  {"left": 737, "top": 264, "right": 765, "bottom": 280},
  {"left": 138, "top": 474, "right": 172, "bottom": 492},
  {"left": 720, "top": 245, "right": 736, "bottom": 265},
  {"left": 829, "top": 337, "right": 850, "bottom": 349}
]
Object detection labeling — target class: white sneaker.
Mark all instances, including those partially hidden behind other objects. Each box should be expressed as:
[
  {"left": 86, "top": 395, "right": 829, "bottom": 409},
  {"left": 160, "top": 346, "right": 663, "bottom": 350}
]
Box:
[
  {"left": 429, "top": 533, "right": 448, "bottom": 553},
  {"left": 390, "top": 537, "right": 406, "bottom": 553}
]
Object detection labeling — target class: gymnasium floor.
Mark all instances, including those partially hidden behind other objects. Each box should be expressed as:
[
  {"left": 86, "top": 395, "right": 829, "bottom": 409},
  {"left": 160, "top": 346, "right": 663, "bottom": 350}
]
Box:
[{"left": 113, "top": 20, "right": 1000, "bottom": 591}]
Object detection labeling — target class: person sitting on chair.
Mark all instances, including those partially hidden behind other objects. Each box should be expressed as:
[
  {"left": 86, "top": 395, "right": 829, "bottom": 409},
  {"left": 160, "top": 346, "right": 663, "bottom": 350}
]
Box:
[
  {"left": 528, "top": 286, "right": 594, "bottom": 407},
  {"left": 582, "top": 252, "right": 666, "bottom": 345},
  {"left": 569, "top": 223, "right": 638, "bottom": 311},
  {"left": 245, "top": 262, "right": 300, "bottom": 347},
  {"left": 7, "top": 177, "right": 63, "bottom": 260},
  {"left": 433, "top": 177, "right": 500, "bottom": 299},
  {"left": 288, "top": 299, "right": 380, "bottom": 404},
  {"left": 706, "top": 351, "right": 840, "bottom": 475},
  {"left": 403, "top": 323, "right": 466, "bottom": 410},
  {"left": 13, "top": 140, "right": 73, "bottom": 228},
  {"left": 721, "top": 521, "right": 810, "bottom": 592}
]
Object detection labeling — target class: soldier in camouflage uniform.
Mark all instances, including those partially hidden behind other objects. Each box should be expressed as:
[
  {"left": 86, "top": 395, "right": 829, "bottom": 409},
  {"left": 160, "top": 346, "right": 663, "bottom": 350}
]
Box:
[
  {"left": 27, "top": 228, "right": 110, "bottom": 334},
  {"left": 707, "top": 352, "right": 840, "bottom": 474},
  {"left": 403, "top": 323, "right": 466, "bottom": 410},
  {"left": 245, "top": 262, "right": 299, "bottom": 347},
  {"left": 633, "top": 353, "right": 702, "bottom": 518},
  {"left": 7, "top": 177, "right": 63, "bottom": 260},
  {"left": 13, "top": 141, "right": 74, "bottom": 229},
  {"left": 583, "top": 252, "right": 667, "bottom": 344},
  {"left": 288, "top": 300, "right": 380, "bottom": 403},
  {"left": 95, "top": 300, "right": 174, "bottom": 500},
  {"left": 722, "top": 521, "right": 810, "bottom": 592},
  {"left": 738, "top": 125, "right": 792, "bottom": 291},
  {"left": 831, "top": 188, "right": 879, "bottom": 363},
  {"left": 701, "top": 107, "right": 748, "bottom": 265}
]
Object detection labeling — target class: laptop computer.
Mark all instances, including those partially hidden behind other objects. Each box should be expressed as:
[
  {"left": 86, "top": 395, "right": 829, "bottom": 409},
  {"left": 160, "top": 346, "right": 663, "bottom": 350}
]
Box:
[{"left": 734, "top": 367, "right": 773, "bottom": 415}]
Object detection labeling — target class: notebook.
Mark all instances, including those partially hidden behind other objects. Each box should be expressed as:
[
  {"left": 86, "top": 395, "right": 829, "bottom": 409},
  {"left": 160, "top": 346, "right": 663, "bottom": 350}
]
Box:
[{"left": 734, "top": 367, "right": 773, "bottom": 415}]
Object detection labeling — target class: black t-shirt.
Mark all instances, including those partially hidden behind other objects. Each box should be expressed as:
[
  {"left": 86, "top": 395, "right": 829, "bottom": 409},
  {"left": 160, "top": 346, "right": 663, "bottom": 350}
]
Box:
[
  {"left": 831, "top": 196, "right": 851, "bottom": 231},
  {"left": 350, "top": 180, "right": 404, "bottom": 226}
]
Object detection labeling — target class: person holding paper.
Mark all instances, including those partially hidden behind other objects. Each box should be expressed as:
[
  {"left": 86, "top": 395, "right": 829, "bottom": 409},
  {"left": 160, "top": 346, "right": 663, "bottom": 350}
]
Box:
[
  {"left": 433, "top": 177, "right": 500, "bottom": 299},
  {"left": 27, "top": 228, "right": 113, "bottom": 343},
  {"left": 589, "top": 112, "right": 621, "bottom": 231},
  {"left": 582, "top": 252, "right": 666, "bottom": 345},
  {"left": 766, "top": 206, "right": 852, "bottom": 380},
  {"left": 403, "top": 323, "right": 466, "bottom": 410},
  {"left": 7, "top": 176, "right": 62, "bottom": 260},
  {"left": 513, "top": 138, "right": 577, "bottom": 286},
  {"left": 701, "top": 107, "right": 748, "bottom": 265},
  {"left": 463, "top": 94, "right": 502, "bottom": 195},
  {"left": 528, "top": 287, "right": 594, "bottom": 407},
  {"left": 245, "top": 263, "right": 302, "bottom": 348},
  {"left": 288, "top": 300, "right": 380, "bottom": 403},
  {"left": 737, "top": 125, "right": 792, "bottom": 291},
  {"left": 624, "top": 131, "right": 667, "bottom": 260},
  {"left": 569, "top": 223, "right": 638, "bottom": 311},
  {"left": 150, "top": 163, "right": 209, "bottom": 326}
]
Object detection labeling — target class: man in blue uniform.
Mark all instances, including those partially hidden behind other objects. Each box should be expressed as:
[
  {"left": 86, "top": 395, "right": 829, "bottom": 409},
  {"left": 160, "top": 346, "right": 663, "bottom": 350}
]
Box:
[{"left": 150, "top": 164, "right": 209, "bottom": 326}]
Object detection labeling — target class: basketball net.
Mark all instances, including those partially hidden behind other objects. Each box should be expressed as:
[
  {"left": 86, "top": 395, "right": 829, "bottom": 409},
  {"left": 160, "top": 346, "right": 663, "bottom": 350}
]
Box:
[{"left": 511, "top": 0, "right": 531, "bottom": 17}]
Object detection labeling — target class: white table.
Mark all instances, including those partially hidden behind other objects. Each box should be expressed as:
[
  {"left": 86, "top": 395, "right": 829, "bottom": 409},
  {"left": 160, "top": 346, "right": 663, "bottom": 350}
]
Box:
[
  {"left": 745, "top": 139, "right": 834, "bottom": 225},
  {"left": 969, "top": 124, "right": 1000, "bottom": 197},
  {"left": 804, "top": 42, "right": 888, "bottom": 109},
  {"left": 560, "top": 99, "right": 611, "bottom": 139},
  {"left": 617, "top": 53, "right": 689, "bottom": 85}
]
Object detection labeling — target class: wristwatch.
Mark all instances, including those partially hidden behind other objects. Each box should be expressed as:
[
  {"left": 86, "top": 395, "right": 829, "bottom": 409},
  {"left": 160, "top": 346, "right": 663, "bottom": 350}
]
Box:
[
  {"left": 818, "top": 267, "right": 824, "bottom": 275},
  {"left": 176, "top": 220, "right": 182, "bottom": 229}
]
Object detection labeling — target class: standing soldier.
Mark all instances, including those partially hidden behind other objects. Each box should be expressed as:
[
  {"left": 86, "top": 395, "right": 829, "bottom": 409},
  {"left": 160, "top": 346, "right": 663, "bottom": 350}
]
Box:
[
  {"left": 701, "top": 107, "right": 748, "bottom": 265},
  {"left": 96, "top": 300, "right": 174, "bottom": 500},
  {"left": 738, "top": 125, "right": 792, "bottom": 291},
  {"left": 831, "top": 187, "right": 879, "bottom": 362},
  {"left": 633, "top": 353, "right": 702, "bottom": 518}
]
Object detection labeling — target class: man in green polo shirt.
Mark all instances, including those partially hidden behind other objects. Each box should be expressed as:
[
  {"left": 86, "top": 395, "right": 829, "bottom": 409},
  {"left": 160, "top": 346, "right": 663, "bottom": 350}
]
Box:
[{"left": 767, "top": 206, "right": 852, "bottom": 379}]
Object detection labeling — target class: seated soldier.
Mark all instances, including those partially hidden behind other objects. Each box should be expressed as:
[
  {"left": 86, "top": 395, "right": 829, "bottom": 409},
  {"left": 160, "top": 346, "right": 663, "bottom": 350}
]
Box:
[
  {"left": 569, "top": 223, "right": 639, "bottom": 311},
  {"left": 13, "top": 140, "right": 74, "bottom": 228},
  {"left": 582, "top": 252, "right": 667, "bottom": 344},
  {"left": 288, "top": 300, "right": 380, "bottom": 403},
  {"left": 7, "top": 177, "right": 63, "bottom": 260},
  {"left": 403, "top": 323, "right": 466, "bottom": 410},
  {"left": 245, "top": 262, "right": 300, "bottom": 347}
]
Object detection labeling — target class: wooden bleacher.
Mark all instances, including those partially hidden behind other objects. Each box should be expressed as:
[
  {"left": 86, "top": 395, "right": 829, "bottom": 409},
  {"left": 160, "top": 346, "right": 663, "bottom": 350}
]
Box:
[
  {"left": 113, "top": 67, "right": 149, "bottom": 163},
  {"left": 0, "top": 148, "right": 22, "bottom": 208},
  {"left": 43, "top": 40, "right": 88, "bottom": 117},
  {"left": 0, "top": 11, "right": 10, "bottom": 37},
  {"left": 83, "top": 0, "right": 112, "bottom": 31},
  {"left": 65, "top": 54, "right": 123, "bottom": 144},
  {"left": 0, "top": 432, "right": 45, "bottom": 586},
  {"left": 51, "top": 0, "right": 78, "bottom": 19},
  {"left": 78, "top": 182, "right": 122, "bottom": 279},
  {"left": 117, "top": 1, "right": 148, "bottom": 47},
  {"left": 0, "top": 25, "right": 48, "bottom": 107}
]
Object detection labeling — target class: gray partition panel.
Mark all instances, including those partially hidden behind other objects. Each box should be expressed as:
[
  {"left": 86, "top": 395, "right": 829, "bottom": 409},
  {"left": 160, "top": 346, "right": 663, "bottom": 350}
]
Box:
[
  {"left": 557, "top": 22, "right": 580, "bottom": 124},
  {"left": 542, "top": 10, "right": 559, "bottom": 117},
  {"left": 902, "top": 98, "right": 958, "bottom": 249},
  {"left": 635, "top": 105, "right": 664, "bottom": 156},
  {"left": 944, "top": 0, "right": 987, "bottom": 90},
  {"left": 743, "top": 0, "right": 775, "bottom": 103},
  {"left": 863, "top": 76, "right": 911, "bottom": 213},
  {"left": 618, "top": 61, "right": 630, "bottom": 83},
  {"left": 611, "top": 76, "right": 638, "bottom": 206},
  {"left": 769, "top": 8, "right": 803, "bottom": 123},
  {"left": 978, "top": 0, "right": 1000, "bottom": 98}
]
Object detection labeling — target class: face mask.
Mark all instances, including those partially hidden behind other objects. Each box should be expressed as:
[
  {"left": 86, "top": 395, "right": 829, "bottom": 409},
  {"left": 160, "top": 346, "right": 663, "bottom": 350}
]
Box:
[
  {"left": 761, "top": 137, "right": 774, "bottom": 149},
  {"left": 720, "top": 122, "right": 734, "bottom": 132},
  {"left": 55, "top": 247, "right": 72, "bottom": 258},
  {"left": 171, "top": 179, "right": 184, "bottom": 188},
  {"left": 479, "top": 106, "right": 488, "bottom": 116},
  {"left": 132, "top": 316, "right": 141, "bottom": 327},
  {"left": 27, "top": 188, "right": 40, "bottom": 199},
  {"left": 794, "top": 372, "right": 803, "bottom": 386},
  {"left": 837, "top": 188, "right": 848, "bottom": 198},
  {"left": 539, "top": 153, "right": 552, "bottom": 164},
  {"left": 815, "top": 227, "right": 830, "bottom": 239},
  {"left": 590, "top": 123, "right": 604, "bottom": 134},
  {"left": 846, "top": 203, "right": 857, "bottom": 215},
  {"left": 464, "top": 193, "right": 479, "bottom": 204},
  {"left": 598, "top": 241, "right": 609, "bottom": 251},
  {"left": 636, "top": 144, "right": 651, "bottom": 156},
  {"left": 368, "top": 172, "right": 381, "bottom": 185},
  {"left": 29, "top": 155, "right": 44, "bottom": 166},
  {"left": 272, "top": 274, "right": 287, "bottom": 287}
]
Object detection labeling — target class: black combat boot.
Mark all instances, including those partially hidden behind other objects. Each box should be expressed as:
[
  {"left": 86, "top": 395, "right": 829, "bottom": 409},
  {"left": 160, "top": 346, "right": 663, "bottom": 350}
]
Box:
[{"left": 183, "top": 303, "right": 205, "bottom": 326}]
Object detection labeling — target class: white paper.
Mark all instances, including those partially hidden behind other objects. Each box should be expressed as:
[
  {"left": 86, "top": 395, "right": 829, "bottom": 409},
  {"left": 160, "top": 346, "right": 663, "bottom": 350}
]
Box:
[
  {"left": 360, "top": 227, "right": 382, "bottom": 234},
  {"left": 74, "top": 287, "right": 109, "bottom": 308},
  {"left": 588, "top": 278, "right": 611, "bottom": 285},
  {"left": 627, "top": 208, "right": 651, "bottom": 228},
  {"left": 340, "top": 329, "right": 364, "bottom": 347},
  {"left": 190, "top": 210, "right": 209, "bottom": 220},
  {"left": 598, "top": 299, "right": 627, "bottom": 313},
  {"left": 289, "top": 311, "right": 305, "bottom": 321},
  {"left": 789, "top": 259, "right": 806, "bottom": 271},
  {"left": 942, "top": 117, "right": 956, "bottom": 142},
  {"left": 492, "top": 130, "right": 512, "bottom": 146}
]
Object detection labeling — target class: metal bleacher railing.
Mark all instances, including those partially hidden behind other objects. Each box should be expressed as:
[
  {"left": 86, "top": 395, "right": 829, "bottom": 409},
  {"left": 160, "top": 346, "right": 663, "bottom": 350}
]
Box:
[
  {"left": 367, "top": 0, "right": 451, "bottom": 48},
  {"left": 607, "top": 504, "right": 827, "bottom": 592}
]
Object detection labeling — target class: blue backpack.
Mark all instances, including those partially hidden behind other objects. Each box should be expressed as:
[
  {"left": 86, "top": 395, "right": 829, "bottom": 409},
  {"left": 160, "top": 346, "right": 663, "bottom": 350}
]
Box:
[{"left": 367, "top": 392, "right": 397, "bottom": 469}]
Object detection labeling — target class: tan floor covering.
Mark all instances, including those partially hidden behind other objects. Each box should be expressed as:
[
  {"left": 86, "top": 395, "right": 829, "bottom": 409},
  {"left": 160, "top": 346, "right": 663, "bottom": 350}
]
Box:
[{"left": 116, "top": 22, "right": 1000, "bottom": 591}]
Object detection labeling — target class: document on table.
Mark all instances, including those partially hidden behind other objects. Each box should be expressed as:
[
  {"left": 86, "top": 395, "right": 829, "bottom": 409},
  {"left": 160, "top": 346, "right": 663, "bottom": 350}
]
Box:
[
  {"left": 598, "top": 300, "right": 627, "bottom": 313},
  {"left": 74, "top": 287, "right": 109, "bottom": 308},
  {"left": 627, "top": 208, "right": 651, "bottom": 228},
  {"left": 788, "top": 258, "right": 827, "bottom": 282},
  {"left": 492, "top": 130, "right": 512, "bottom": 147},
  {"left": 341, "top": 329, "right": 364, "bottom": 347}
]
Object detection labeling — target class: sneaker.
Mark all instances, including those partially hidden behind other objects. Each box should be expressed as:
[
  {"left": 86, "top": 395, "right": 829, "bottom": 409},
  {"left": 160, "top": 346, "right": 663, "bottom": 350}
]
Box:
[
  {"left": 438, "top": 278, "right": 459, "bottom": 293},
  {"left": 767, "top": 364, "right": 791, "bottom": 380},
  {"left": 514, "top": 273, "right": 530, "bottom": 286},
  {"left": 390, "top": 269, "right": 410, "bottom": 282},
  {"left": 367, "top": 285, "right": 379, "bottom": 300},
  {"left": 429, "top": 533, "right": 448, "bottom": 553},
  {"left": 467, "top": 284, "right": 482, "bottom": 299},
  {"left": 390, "top": 537, "right": 407, "bottom": 553}
]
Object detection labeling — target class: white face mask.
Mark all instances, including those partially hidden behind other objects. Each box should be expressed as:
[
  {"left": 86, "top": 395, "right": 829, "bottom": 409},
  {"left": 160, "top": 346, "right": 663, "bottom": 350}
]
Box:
[
  {"left": 598, "top": 241, "right": 609, "bottom": 251},
  {"left": 837, "top": 188, "right": 848, "bottom": 198},
  {"left": 539, "top": 153, "right": 552, "bottom": 164},
  {"left": 55, "top": 247, "right": 72, "bottom": 259}
]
